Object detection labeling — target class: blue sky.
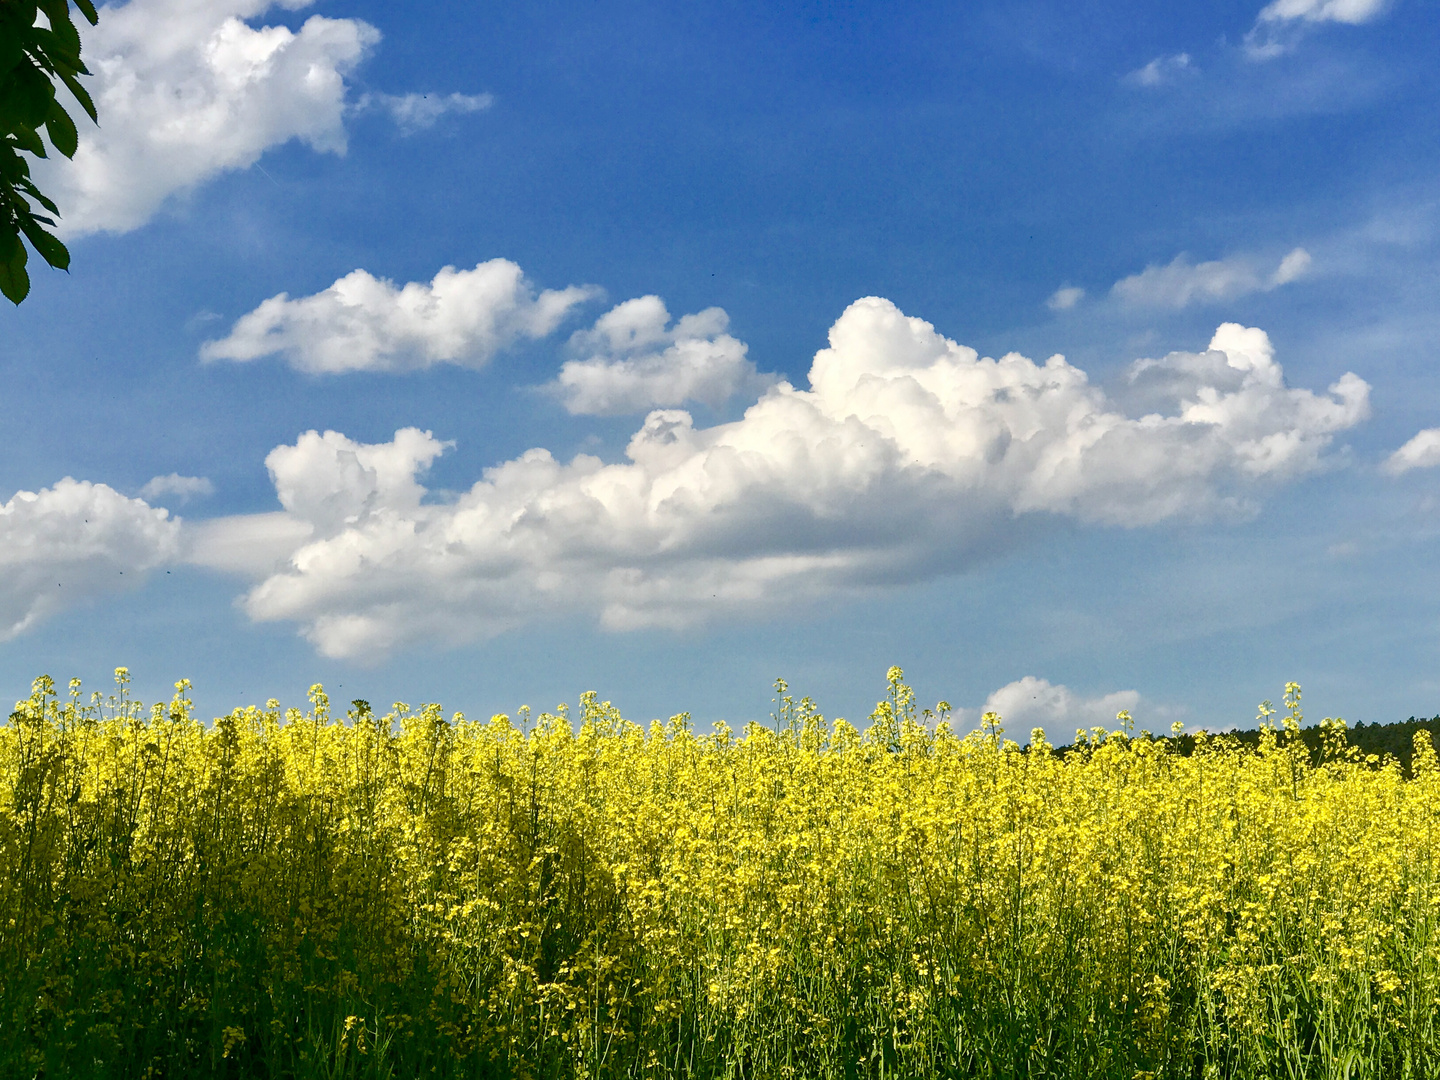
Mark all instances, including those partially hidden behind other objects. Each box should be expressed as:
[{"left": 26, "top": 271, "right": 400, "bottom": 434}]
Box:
[{"left": 4, "top": 0, "right": 1440, "bottom": 737}]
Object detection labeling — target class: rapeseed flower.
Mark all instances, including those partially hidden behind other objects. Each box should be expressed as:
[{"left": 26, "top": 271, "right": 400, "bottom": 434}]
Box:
[{"left": 1, "top": 669, "right": 1436, "bottom": 1078}]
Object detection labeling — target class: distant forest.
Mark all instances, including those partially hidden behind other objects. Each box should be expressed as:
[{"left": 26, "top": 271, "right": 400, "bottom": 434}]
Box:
[{"left": 1148, "top": 715, "right": 1440, "bottom": 774}]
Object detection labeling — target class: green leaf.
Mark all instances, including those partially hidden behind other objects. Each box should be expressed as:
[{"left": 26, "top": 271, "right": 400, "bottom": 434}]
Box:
[
  {"left": 25, "top": 212, "right": 57, "bottom": 228},
  {"left": 57, "top": 68, "right": 96, "bottom": 123},
  {"left": 44, "top": 98, "right": 77, "bottom": 157},
  {"left": 37, "top": 5, "right": 83, "bottom": 60},
  {"left": 18, "top": 213, "right": 68, "bottom": 270},
  {"left": 11, "top": 62, "right": 58, "bottom": 129},
  {"left": 36, "top": 39, "right": 87, "bottom": 86},
  {"left": 0, "top": 0, "right": 96, "bottom": 304},
  {"left": 11, "top": 124, "right": 46, "bottom": 158},
  {"left": 0, "top": 242, "right": 31, "bottom": 304},
  {"left": 30, "top": 27, "right": 70, "bottom": 70},
  {"left": 0, "top": 145, "right": 30, "bottom": 183},
  {"left": 18, "top": 177, "right": 60, "bottom": 215},
  {"left": 0, "top": 3, "right": 34, "bottom": 39},
  {"left": 0, "top": 37, "right": 27, "bottom": 81}
]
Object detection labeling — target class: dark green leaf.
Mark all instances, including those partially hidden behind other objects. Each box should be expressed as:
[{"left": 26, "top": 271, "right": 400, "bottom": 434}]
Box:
[
  {"left": 57, "top": 68, "right": 95, "bottom": 123},
  {"left": 0, "top": 145, "right": 29, "bottom": 182},
  {"left": 0, "top": 4, "right": 33, "bottom": 38},
  {"left": 30, "top": 27, "right": 68, "bottom": 69},
  {"left": 0, "top": 0, "right": 97, "bottom": 303},
  {"left": 0, "top": 243, "right": 31, "bottom": 304},
  {"left": 18, "top": 177, "right": 60, "bottom": 215},
  {"left": 37, "top": 39, "right": 86, "bottom": 83},
  {"left": 18, "top": 213, "right": 68, "bottom": 270},
  {"left": 17, "top": 204, "right": 57, "bottom": 227},
  {"left": 11, "top": 124, "right": 46, "bottom": 157},
  {"left": 0, "top": 38, "right": 27, "bottom": 81},
  {"left": 37, "top": 4, "right": 83, "bottom": 59},
  {"left": 11, "top": 62, "right": 57, "bottom": 128},
  {"left": 44, "top": 97, "right": 76, "bottom": 157}
]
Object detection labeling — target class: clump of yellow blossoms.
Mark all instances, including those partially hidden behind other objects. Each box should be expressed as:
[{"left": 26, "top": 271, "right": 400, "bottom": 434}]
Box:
[{"left": 2, "top": 668, "right": 1438, "bottom": 1079}]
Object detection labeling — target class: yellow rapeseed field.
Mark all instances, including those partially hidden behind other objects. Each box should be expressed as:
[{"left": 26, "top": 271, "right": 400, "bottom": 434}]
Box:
[{"left": 3, "top": 668, "right": 1439, "bottom": 1079}]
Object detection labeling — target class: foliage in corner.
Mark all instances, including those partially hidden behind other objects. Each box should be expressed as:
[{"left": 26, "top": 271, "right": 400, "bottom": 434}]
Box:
[{"left": 0, "top": 0, "right": 97, "bottom": 305}]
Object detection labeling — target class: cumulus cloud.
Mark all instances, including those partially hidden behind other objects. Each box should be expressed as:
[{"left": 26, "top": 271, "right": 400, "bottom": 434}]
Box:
[
  {"left": 140, "top": 473, "right": 215, "bottom": 502},
  {"left": 356, "top": 91, "right": 493, "bottom": 134},
  {"left": 1112, "top": 247, "right": 1312, "bottom": 309},
  {"left": 1123, "top": 53, "right": 1195, "bottom": 88},
  {"left": 1, "top": 479, "right": 180, "bottom": 640},
  {"left": 264, "top": 426, "right": 450, "bottom": 533},
  {"left": 1382, "top": 429, "right": 1440, "bottom": 476},
  {"left": 200, "top": 259, "right": 600, "bottom": 374},
  {"left": 188, "top": 298, "right": 1370, "bottom": 660},
  {"left": 34, "top": 0, "right": 379, "bottom": 235},
  {"left": 958, "top": 677, "right": 1146, "bottom": 736},
  {"left": 547, "top": 296, "right": 776, "bottom": 415},
  {"left": 1046, "top": 286, "right": 1085, "bottom": 312}
]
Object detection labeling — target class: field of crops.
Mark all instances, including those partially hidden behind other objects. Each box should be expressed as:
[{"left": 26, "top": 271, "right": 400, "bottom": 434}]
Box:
[{"left": 3, "top": 668, "right": 1439, "bottom": 1079}]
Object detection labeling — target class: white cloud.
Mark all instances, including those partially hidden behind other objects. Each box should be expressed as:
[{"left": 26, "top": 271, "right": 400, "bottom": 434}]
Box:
[
  {"left": 1383, "top": 429, "right": 1440, "bottom": 476},
  {"left": 264, "top": 426, "right": 451, "bottom": 533},
  {"left": 186, "top": 512, "right": 313, "bottom": 575},
  {"left": 200, "top": 259, "right": 600, "bottom": 374},
  {"left": 189, "top": 298, "right": 1370, "bottom": 660},
  {"left": 959, "top": 677, "right": 1145, "bottom": 736},
  {"left": 1, "top": 479, "right": 180, "bottom": 640},
  {"left": 1123, "top": 53, "right": 1195, "bottom": 88},
  {"left": 548, "top": 296, "right": 776, "bottom": 415},
  {"left": 357, "top": 91, "right": 493, "bottom": 134},
  {"left": 1046, "top": 285, "right": 1085, "bottom": 311},
  {"left": 1246, "top": 0, "right": 1390, "bottom": 57},
  {"left": 1112, "top": 247, "right": 1312, "bottom": 309},
  {"left": 1271, "top": 247, "right": 1312, "bottom": 285},
  {"left": 35, "top": 0, "right": 379, "bottom": 235},
  {"left": 140, "top": 473, "right": 215, "bottom": 502},
  {"left": 1257, "top": 0, "right": 1389, "bottom": 25}
]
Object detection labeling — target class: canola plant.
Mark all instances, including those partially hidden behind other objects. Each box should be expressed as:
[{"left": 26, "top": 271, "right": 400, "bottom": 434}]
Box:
[{"left": 2, "top": 668, "right": 1439, "bottom": 1079}]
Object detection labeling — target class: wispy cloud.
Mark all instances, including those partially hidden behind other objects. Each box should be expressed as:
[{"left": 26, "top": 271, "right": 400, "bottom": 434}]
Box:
[
  {"left": 1046, "top": 285, "right": 1085, "bottom": 311},
  {"left": 1123, "top": 53, "right": 1195, "bottom": 88},
  {"left": 1271, "top": 247, "right": 1313, "bottom": 285},
  {"left": 356, "top": 91, "right": 493, "bottom": 134},
  {"left": 1112, "top": 33, "right": 1393, "bottom": 134},
  {"left": 139, "top": 474, "right": 215, "bottom": 504},
  {"left": 1258, "top": 0, "right": 1389, "bottom": 25},
  {"left": 1246, "top": 0, "right": 1391, "bottom": 58},
  {"left": 1112, "top": 247, "right": 1312, "bottom": 309},
  {"left": 1383, "top": 429, "right": 1440, "bottom": 476}
]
